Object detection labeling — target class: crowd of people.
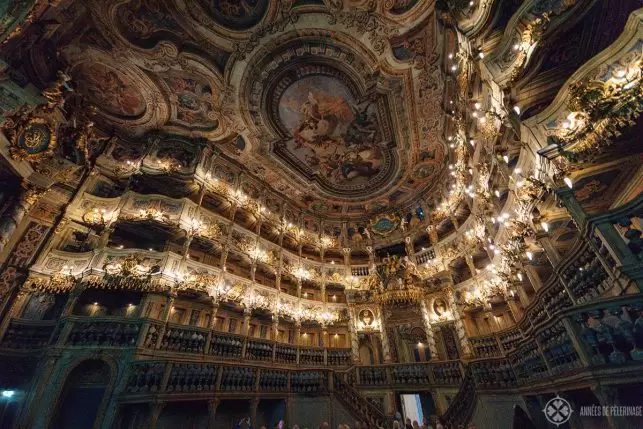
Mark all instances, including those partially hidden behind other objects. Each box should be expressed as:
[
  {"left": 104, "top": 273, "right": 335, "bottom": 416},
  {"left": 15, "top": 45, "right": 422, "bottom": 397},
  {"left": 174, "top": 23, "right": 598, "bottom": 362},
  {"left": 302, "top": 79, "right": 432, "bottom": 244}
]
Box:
[{"left": 234, "top": 417, "right": 479, "bottom": 429}]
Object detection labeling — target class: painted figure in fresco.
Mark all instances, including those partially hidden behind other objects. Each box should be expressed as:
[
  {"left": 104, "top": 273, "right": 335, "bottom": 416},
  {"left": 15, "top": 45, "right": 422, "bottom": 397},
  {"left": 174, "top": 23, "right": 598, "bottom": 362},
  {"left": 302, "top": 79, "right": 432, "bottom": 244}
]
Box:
[
  {"left": 78, "top": 66, "right": 145, "bottom": 117},
  {"left": 279, "top": 76, "right": 384, "bottom": 186}
]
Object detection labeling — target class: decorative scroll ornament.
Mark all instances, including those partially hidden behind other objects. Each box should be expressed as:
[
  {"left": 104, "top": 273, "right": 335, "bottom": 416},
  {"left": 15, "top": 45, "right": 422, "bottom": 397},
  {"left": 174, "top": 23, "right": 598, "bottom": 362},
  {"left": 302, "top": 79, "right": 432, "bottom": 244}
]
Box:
[
  {"left": 176, "top": 273, "right": 219, "bottom": 294},
  {"left": 103, "top": 254, "right": 155, "bottom": 278},
  {"left": 82, "top": 207, "right": 111, "bottom": 233},
  {"left": 187, "top": 218, "right": 222, "bottom": 240},
  {"left": 31, "top": 265, "right": 76, "bottom": 292},
  {"left": 136, "top": 207, "right": 168, "bottom": 223},
  {"left": 242, "top": 290, "right": 273, "bottom": 311}
]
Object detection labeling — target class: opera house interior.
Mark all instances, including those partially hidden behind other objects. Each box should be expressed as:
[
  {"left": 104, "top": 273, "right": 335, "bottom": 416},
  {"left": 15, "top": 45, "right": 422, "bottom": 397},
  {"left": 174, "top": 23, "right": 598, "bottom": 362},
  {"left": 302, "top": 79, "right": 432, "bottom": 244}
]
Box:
[{"left": 0, "top": 0, "right": 642, "bottom": 428}]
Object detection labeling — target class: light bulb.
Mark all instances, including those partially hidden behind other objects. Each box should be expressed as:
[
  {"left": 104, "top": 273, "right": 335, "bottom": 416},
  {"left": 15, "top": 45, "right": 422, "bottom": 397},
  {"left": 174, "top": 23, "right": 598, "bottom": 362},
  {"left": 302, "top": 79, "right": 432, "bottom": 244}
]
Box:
[{"left": 564, "top": 177, "right": 573, "bottom": 189}]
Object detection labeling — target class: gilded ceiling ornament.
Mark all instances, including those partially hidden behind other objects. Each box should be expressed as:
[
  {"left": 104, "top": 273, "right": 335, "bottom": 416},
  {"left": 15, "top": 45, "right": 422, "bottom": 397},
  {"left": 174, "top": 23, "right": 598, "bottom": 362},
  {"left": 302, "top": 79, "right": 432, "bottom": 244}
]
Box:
[
  {"left": 550, "top": 57, "right": 642, "bottom": 170},
  {"left": 327, "top": 1, "right": 397, "bottom": 55},
  {"left": 6, "top": 116, "right": 57, "bottom": 162}
]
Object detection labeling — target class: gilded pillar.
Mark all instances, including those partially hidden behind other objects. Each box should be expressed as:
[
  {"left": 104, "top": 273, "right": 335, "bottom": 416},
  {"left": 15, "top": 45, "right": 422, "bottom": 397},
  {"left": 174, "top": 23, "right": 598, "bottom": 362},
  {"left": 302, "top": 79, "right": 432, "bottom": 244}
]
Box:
[
  {"left": 0, "top": 186, "right": 43, "bottom": 254},
  {"left": 447, "top": 291, "right": 472, "bottom": 358},
  {"left": 347, "top": 314, "right": 359, "bottom": 363},
  {"left": 420, "top": 300, "right": 439, "bottom": 360},
  {"left": 242, "top": 308, "right": 252, "bottom": 337},
  {"left": 207, "top": 399, "right": 221, "bottom": 429}
]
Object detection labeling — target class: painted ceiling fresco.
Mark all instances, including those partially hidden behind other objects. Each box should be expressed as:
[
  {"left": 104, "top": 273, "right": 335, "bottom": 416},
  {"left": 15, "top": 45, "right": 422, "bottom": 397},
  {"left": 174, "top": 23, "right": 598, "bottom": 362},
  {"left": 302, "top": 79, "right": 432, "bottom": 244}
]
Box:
[
  {"left": 73, "top": 63, "right": 146, "bottom": 118},
  {"left": 39, "top": 0, "right": 442, "bottom": 220},
  {"left": 276, "top": 75, "right": 392, "bottom": 194}
]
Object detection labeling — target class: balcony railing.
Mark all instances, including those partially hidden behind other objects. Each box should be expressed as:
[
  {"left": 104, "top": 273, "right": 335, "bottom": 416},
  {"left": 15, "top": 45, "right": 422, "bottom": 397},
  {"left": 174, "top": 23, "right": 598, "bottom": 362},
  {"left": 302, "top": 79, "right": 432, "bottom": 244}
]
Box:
[{"left": 0, "top": 315, "right": 354, "bottom": 369}]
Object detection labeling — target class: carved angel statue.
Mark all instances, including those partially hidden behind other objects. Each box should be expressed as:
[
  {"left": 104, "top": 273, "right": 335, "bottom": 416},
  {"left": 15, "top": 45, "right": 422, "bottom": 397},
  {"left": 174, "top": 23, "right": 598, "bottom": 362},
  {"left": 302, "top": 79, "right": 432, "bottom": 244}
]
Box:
[{"left": 42, "top": 71, "right": 73, "bottom": 111}]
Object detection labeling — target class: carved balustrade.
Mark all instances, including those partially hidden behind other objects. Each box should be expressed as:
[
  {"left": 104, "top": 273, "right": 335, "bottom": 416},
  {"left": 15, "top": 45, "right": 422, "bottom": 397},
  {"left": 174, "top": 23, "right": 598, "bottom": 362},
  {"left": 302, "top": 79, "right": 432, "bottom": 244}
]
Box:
[
  {"left": 327, "top": 348, "right": 351, "bottom": 366},
  {"left": 125, "top": 361, "right": 165, "bottom": 393},
  {"left": 63, "top": 317, "right": 141, "bottom": 347},
  {"left": 159, "top": 324, "right": 208, "bottom": 354},
  {"left": 537, "top": 320, "right": 582, "bottom": 375},
  {"left": 166, "top": 363, "right": 218, "bottom": 393},
  {"left": 299, "top": 346, "right": 325, "bottom": 366},
  {"left": 210, "top": 332, "right": 244, "bottom": 358},
  {"left": 290, "top": 371, "right": 327, "bottom": 393},
  {"left": 508, "top": 340, "right": 548, "bottom": 384},
  {"left": 391, "top": 364, "right": 431, "bottom": 385},
  {"left": 470, "top": 334, "right": 502, "bottom": 358},
  {"left": 259, "top": 369, "right": 288, "bottom": 392},
  {"left": 430, "top": 360, "right": 464, "bottom": 385},
  {"left": 245, "top": 338, "right": 274, "bottom": 361},
  {"left": 274, "top": 344, "right": 297, "bottom": 364},
  {"left": 561, "top": 243, "right": 610, "bottom": 303},
  {"left": 0, "top": 319, "right": 56, "bottom": 349},
  {"left": 220, "top": 366, "right": 256, "bottom": 391},
  {"left": 357, "top": 366, "right": 388, "bottom": 386}
]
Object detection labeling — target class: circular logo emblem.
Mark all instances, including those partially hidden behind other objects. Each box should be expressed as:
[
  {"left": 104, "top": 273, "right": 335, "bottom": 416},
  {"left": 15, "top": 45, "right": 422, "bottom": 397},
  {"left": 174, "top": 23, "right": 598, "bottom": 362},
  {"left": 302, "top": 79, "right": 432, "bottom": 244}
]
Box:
[{"left": 543, "top": 395, "right": 573, "bottom": 426}]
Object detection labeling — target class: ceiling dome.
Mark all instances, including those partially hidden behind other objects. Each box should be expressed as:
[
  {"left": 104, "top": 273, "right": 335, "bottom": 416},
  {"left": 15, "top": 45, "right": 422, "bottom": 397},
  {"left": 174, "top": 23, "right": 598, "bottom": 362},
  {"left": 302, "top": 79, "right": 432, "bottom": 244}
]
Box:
[{"left": 236, "top": 26, "right": 446, "bottom": 219}]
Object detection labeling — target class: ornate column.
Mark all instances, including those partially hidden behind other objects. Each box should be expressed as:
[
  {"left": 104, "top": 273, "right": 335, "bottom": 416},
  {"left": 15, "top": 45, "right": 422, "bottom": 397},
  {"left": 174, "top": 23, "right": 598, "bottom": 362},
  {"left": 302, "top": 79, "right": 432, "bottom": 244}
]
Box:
[
  {"left": 250, "top": 398, "right": 259, "bottom": 427},
  {"left": 446, "top": 291, "right": 472, "bottom": 358},
  {"left": 524, "top": 265, "right": 543, "bottom": 292},
  {"left": 320, "top": 326, "right": 329, "bottom": 348},
  {"left": 207, "top": 398, "right": 221, "bottom": 429},
  {"left": 0, "top": 186, "right": 43, "bottom": 254},
  {"left": 465, "top": 255, "right": 478, "bottom": 278},
  {"left": 342, "top": 247, "right": 351, "bottom": 277},
  {"left": 147, "top": 401, "right": 166, "bottom": 428},
  {"left": 404, "top": 236, "right": 414, "bottom": 258},
  {"left": 294, "top": 321, "right": 301, "bottom": 346},
  {"left": 537, "top": 235, "right": 562, "bottom": 266},
  {"left": 378, "top": 306, "right": 392, "bottom": 363},
  {"left": 591, "top": 385, "right": 629, "bottom": 429},
  {"left": 347, "top": 313, "right": 359, "bottom": 363},
  {"left": 427, "top": 225, "right": 439, "bottom": 246},
  {"left": 242, "top": 307, "right": 252, "bottom": 336},
  {"left": 379, "top": 326, "right": 392, "bottom": 363},
  {"left": 155, "top": 293, "right": 176, "bottom": 349},
  {"left": 271, "top": 314, "right": 279, "bottom": 341},
  {"left": 419, "top": 300, "right": 439, "bottom": 360},
  {"left": 555, "top": 187, "right": 588, "bottom": 227}
]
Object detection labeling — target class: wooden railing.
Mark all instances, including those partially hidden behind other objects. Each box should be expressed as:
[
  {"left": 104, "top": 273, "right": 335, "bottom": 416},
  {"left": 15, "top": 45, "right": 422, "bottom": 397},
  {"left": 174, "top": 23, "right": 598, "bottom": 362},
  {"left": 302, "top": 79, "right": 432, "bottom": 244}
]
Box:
[
  {"left": 442, "top": 293, "right": 643, "bottom": 427},
  {"left": 0, "top": 315, "right": 354, "bottom": 369}
]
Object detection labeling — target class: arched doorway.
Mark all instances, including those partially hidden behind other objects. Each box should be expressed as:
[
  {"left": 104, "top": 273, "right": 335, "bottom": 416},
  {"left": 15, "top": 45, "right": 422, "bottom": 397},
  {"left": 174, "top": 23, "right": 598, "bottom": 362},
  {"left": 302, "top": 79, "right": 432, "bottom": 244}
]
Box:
[{"left": 50, "top": 359, "right": 111, "bottom": 429}]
